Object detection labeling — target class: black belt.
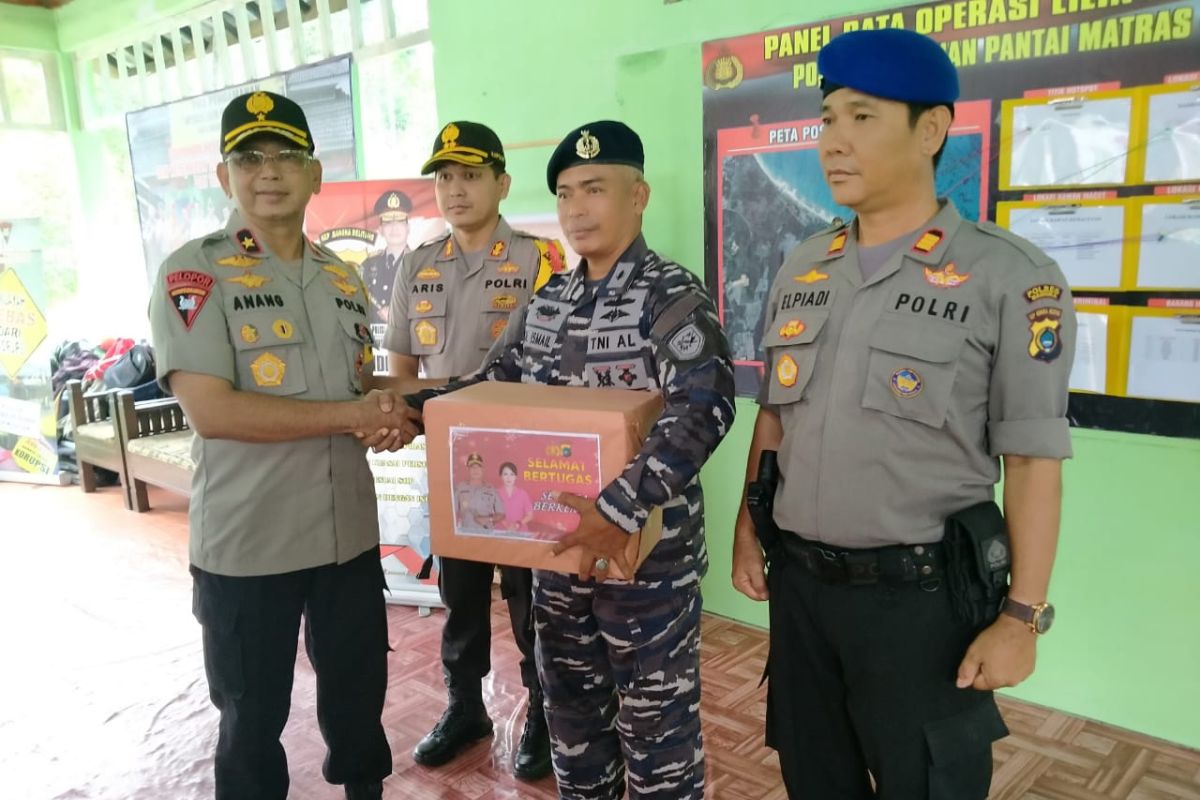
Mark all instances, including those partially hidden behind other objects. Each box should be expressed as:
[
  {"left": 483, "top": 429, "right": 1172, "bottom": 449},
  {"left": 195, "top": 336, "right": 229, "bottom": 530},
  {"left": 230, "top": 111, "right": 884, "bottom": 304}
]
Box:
[{"left": 779, "top": 532, "right": 945, "bottom": 586}]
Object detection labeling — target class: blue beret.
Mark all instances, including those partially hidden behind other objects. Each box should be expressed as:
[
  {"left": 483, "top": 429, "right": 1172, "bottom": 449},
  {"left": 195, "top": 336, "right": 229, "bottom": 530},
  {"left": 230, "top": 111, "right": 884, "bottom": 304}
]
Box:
[
  {"left": 818, "top": 29, "right": 959, "bottom": 106},
  {"left": 546, "top": 120, "right": 644, "bottom": 193}
]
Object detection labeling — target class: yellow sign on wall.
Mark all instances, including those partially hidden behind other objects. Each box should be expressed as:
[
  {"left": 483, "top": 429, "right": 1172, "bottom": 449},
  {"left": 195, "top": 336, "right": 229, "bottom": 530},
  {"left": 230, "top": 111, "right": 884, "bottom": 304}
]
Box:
[{"left": 0, "top": 268, "right": 48, "bottom": 379}]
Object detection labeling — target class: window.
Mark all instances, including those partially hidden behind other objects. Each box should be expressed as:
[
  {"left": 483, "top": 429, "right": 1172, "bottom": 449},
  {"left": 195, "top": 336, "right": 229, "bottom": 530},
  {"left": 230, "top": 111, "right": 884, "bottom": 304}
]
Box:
[
  {"left": 357, "top": 40, "right": 438, "bottom": 178},
  {"left": 0, "top": 52, "right": 64, "bottom": 130}
]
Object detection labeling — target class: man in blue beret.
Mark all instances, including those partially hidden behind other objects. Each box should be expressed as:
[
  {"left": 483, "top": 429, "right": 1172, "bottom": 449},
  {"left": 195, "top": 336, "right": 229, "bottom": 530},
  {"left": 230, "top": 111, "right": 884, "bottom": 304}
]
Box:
[
  {"left": 407, "top": 120, "right": 736, "bottom": 799},
  {"left": 731, "top": 29, "right": 1076, "bottom": 799}
]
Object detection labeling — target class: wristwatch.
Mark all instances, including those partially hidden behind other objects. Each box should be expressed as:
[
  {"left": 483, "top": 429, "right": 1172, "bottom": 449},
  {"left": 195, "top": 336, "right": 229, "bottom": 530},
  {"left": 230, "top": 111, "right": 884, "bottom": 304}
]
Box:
[{"left": 1000, "top": 597, "right": 1055, "bottom": 634}]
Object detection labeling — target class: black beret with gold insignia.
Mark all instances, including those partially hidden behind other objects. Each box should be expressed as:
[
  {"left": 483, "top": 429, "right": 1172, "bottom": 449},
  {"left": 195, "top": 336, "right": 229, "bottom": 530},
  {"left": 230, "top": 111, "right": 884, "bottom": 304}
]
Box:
[
  {"left": 373, "top": 190, "right": 412, "bottom": 222},
  {"left": 221, "top": 90, "right": 314, "bottom": 155},
  {"left": 421, "top": 121, "right": 506, "bottom": 174},
  {"left": 546, "top": 120, "right": 644, "bottom": 193}
]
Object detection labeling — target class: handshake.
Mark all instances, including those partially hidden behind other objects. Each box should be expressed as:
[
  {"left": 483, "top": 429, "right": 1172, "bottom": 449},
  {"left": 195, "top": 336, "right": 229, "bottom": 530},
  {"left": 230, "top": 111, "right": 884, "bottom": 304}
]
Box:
[{"left": 353, "top": 389, "right": 424, "bottom": 452}]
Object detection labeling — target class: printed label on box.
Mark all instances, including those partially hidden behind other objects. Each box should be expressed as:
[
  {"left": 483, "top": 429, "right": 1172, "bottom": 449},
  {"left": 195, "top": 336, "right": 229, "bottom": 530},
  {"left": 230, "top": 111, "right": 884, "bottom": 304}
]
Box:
[{"left": 448, "top": 426, "right": 601, "bottom": 541}]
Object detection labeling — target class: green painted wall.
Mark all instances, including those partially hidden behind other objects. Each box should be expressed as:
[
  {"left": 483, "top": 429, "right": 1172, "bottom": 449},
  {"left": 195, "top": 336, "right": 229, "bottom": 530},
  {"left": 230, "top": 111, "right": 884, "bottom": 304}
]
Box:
[
  {"left": 0, "top": 5, "right": 58, "bottom": 52},
  {"left": 428, "top": 0, "right": 1200, "bottom": 749}
]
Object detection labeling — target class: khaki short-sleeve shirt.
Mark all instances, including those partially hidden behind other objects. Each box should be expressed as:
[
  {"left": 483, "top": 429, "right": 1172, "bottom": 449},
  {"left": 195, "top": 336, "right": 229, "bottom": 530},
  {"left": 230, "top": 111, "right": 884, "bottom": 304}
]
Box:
[
  {"left": 384, "top": 217, "right": 564, "bottom": 378},
  {"left": 759, "top": 201, "right": 1076, "bottom": 548},
  {"left": 148, "top": 214, "right": 380, "bottom": 576}
]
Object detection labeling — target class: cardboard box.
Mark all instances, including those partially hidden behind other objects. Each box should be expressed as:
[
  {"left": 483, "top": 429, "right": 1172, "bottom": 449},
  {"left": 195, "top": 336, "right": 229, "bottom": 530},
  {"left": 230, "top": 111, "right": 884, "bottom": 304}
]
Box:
[{"left": 425, "top": 382, "right": 664, "bottom": 579}]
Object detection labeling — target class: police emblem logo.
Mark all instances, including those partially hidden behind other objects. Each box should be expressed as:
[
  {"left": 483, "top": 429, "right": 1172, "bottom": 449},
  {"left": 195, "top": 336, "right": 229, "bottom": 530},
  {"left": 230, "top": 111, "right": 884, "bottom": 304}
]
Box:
[
  {"left": 216, "top": 255, "right": 262, "bottom": 269},
  {"left": 576, "top": 129, "right": 601, "bottom": 159},
  {"left": 417, "top": 267, "right": 442, "bottom": 280},
  {"left": 912, "top": 229, "right": 944, "bottom": 254},
  {"left": 240, "top": 324, "right": 259, "bottom": 344},
  {"left": 492, "top": 294, "right": 518, "bottom": 311},
  {"left": 703, "top": 53, "right": 745, "bottom": 91},
  {"left": 668, "top": 323, "right": 707, "bottom": 360},
  {"left": 776, "top": 354, "right": 799, "bottom": 387},
  {"left": 1027, "top": 307, "right": 1063, "bottom": 362},
  {"left": 890, "top": 367, "right": 924, "bottom": 398},
  {"left": 441, "top": 122, "right": 460, "bottom": 149},
  {"left": 490, "top": 318, "right": 508, "bottom": 340},
  {"left": 415, "top": 299, "right": 433, "bottom": 313},
  {"left": 498, "top": 262, "right": 520, "bottom": 274},
  {"left": 985, "top": 537, "right": 1009, "bottom": 570},
  {"left": 1024, "top": 283, "right": 1063, "bottom": 303},
  {"left": 165, "top": 270, "right": 214, "bottom": 331},
  {"left": 415, "top": 319, "right": 438, "bottom": 346},
  {"left": 778, "top": 319, "right": 806, "bottom": 339},
  {"left": 246, "top": 91, "right": 274, "bottom": 120},
  {"left": 490, "top": 241, "right": 506, "bottom": 258},
  {"left": 386, "top": 193, "right": 402, "bottom": 210},
  {"left": 272, "top": 319, "right": 294, "bottom": 340},
  {"left": 794, "top": 268, "right": 830, "bottom": 284},
  {"left": 250, "top": 352, "right": 286, "bottom": 387},
  {"left": 923, "top": 262, "right": 971, "bottom": 288},
  {"left": 225, "top": 273, "right": 270, "bottom": 289},
  {"left": 443, "top": 240, "right": 454, "bottom": 258}
]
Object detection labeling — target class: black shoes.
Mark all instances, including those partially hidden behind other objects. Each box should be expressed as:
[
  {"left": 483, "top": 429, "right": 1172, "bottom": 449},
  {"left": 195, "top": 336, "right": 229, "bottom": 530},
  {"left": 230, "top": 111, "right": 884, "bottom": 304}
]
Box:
[
  {"left": 512, "top": 693, "right": 552, "bottom": 780},
  {"left": 412, "top": 689, "right": 494, "bottom": 767}
]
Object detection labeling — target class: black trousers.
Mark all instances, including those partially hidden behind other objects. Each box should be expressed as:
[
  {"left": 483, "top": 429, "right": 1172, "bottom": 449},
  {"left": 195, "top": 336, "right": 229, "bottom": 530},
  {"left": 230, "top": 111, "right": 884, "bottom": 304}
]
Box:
[
  {"left": 191, "top": 548, "right": 392, "bottom": 800},
  {"left": 438, "top": 556, "right": 539, "bottom": 692},
  {"left": 765, "top": 551, "right": 1009, "bottom": 800}
]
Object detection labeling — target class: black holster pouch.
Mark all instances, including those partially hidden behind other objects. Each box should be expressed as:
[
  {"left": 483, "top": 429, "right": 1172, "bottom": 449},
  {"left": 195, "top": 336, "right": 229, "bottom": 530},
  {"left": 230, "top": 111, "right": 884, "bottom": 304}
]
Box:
[
  {"left": 747, "top": 450, "right": 781, "bottom": 564},
  {"left": 943, "top": 501, "right": 1010, "bottom": 628}
]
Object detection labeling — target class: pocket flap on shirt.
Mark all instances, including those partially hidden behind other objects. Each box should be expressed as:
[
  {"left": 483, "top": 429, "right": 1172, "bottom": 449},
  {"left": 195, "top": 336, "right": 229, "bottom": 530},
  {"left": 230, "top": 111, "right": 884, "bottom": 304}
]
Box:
[
  {"left": 867, "top": 315, "right": 967, "bottom": 363},
  {"left": 229, "top": 311, "right": 305, "bottom": 352},
  {"left": 410, "top": 292, "right": 447, "bottom": 318},
  {"left": 762, "top": 309, "right": 830, "bottom": 348},
  {"left": 337, "top": 314, "right": 374, "bottom": 344}
]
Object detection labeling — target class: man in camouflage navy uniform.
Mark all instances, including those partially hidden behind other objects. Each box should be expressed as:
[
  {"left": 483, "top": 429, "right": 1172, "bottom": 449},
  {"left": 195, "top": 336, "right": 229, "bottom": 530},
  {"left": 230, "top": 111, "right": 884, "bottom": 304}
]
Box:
[
  {"left": 385, "top": 121, "right": 563, "bottom": 779},
  {"left": 732, "top": 30, "right": 1074, "bottom": 799},
  {"left": 149, "top": 91, "right": 422, "bottom": 800},
  {"left": 360, "top": 189, "right": 412, "bottom": 325},
  {"left": 409, "top": 120, "right": 736, "bottom": 799}
]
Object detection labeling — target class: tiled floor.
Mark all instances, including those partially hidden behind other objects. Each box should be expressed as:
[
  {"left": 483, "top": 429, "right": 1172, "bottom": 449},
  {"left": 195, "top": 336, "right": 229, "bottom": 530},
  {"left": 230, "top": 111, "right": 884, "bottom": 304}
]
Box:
[{"left": 1, "top": 481, "right": 1197, "bottom": 799}]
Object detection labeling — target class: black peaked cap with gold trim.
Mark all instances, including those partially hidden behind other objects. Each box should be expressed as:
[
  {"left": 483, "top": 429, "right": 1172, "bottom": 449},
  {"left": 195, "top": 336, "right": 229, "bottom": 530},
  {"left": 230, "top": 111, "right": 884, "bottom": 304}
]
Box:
[
  {"left": 546, "top": 120, "right": 644, "bottom": 193},
  {"left": 373, "top": 190, "right": 412, "bottom": 221},
  {"left": 421, "top": 121, "right": 506, "bottom": 174},
  {"left": 221, "top": 90, "right": 314, "bottom": 155}
]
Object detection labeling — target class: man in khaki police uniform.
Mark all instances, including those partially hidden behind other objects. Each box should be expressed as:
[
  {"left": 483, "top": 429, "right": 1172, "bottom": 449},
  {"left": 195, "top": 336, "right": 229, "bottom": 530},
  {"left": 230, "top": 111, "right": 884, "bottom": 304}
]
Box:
[
  {"left": 732, "top": 30, "right": 1076, "bottom": 799},
  {"left": 384, "top": 120, "right": 563, "bottom": 778},
  {"left": 149, "top": 91, "right": 421, "bottom": 800},
  {"left": 455, "top": 451, "right": 504, "bottom": 532},
  {"left": 360, "top": 189, "right": 412, "bottom": 325}
]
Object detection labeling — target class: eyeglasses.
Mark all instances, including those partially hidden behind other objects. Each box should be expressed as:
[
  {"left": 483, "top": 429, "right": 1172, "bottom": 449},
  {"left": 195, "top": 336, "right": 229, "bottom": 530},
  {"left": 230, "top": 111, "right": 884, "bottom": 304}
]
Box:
[{"left": 225, "top": 149, "right": 313, "bottom": 172}]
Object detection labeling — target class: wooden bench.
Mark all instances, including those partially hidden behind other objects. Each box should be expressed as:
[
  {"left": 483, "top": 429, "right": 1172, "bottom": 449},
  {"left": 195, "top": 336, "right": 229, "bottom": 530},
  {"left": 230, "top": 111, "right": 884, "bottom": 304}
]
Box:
[
  {"left": 115, "top": 391, "right": 193, "bottom": 512},
  {"left": 66, "top": 379, "right": 126, "bottom": 497}
]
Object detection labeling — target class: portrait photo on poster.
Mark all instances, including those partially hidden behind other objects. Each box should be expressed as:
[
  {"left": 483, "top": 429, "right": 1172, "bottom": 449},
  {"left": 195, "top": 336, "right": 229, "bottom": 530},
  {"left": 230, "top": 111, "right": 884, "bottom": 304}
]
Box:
[{"left": 448, "top": 426, "right": 602, "bottom": 542}]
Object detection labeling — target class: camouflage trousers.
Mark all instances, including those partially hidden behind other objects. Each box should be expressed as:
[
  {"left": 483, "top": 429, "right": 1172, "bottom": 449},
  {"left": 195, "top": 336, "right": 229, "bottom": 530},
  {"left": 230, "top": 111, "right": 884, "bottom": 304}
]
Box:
[{"left": 532, "top": 570, "right": 705, "bottom": 800}]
